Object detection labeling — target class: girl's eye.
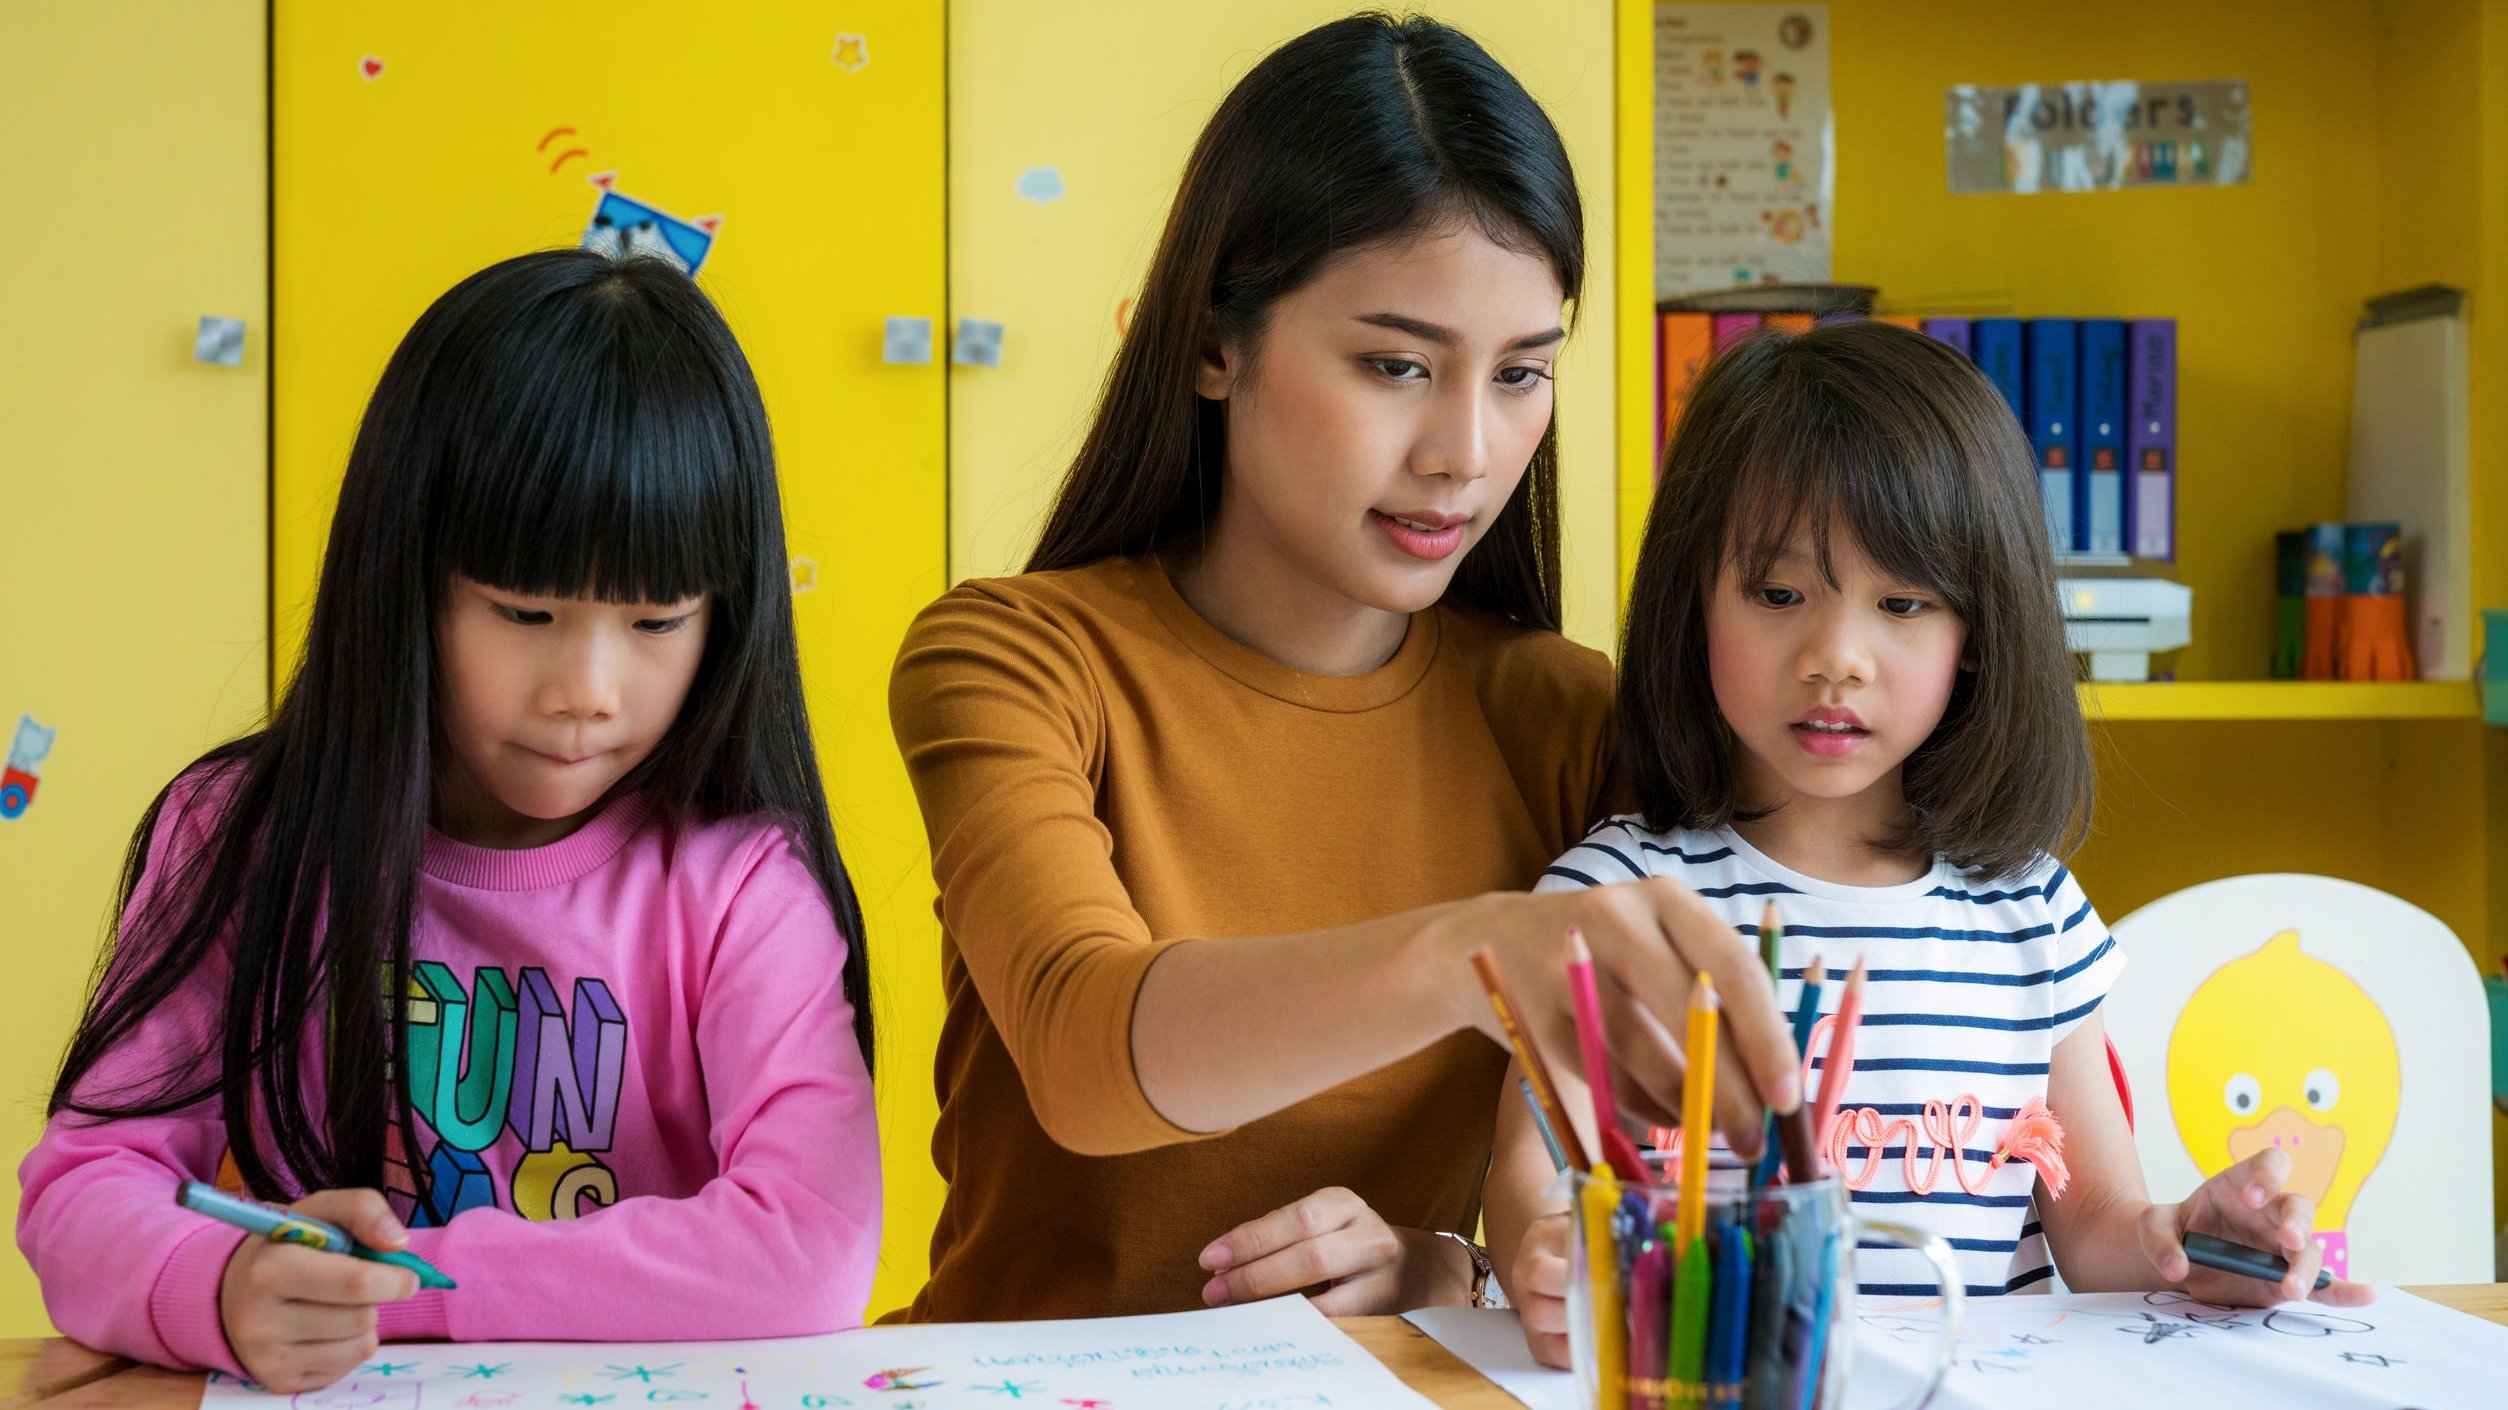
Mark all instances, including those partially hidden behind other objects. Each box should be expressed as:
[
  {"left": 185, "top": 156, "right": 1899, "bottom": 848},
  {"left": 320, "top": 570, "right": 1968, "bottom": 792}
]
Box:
[
  {"left": 1751, "top": 587, "right": 1802, "bottom": 609},
  {"left": 635, "top": 615, "right": 693, "bottom": 635},
  {"left": 495, "top": 604, "right": 553, "bottom": 626},
  {"left": 1496, "top": 365, "right": 1554, "bottom": 392},
  {"left": 1881, "top": 596, "right": 1934, "bottom": 618},
  {"left": 1368, "top": 358, "right": 1428, "bottom": 382}
]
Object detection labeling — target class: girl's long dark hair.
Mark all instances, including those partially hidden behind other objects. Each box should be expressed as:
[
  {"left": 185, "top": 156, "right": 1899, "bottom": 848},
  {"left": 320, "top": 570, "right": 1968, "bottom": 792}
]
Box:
[
  {"left": 1620, "top": 321, "right": 2093, "bottom": 880},
  {"left": 50, "top": 249, "right": 873, "bottom": 1206},
  {"left": 1027, "top": 12, "right": 1583, "bottom": 630}
]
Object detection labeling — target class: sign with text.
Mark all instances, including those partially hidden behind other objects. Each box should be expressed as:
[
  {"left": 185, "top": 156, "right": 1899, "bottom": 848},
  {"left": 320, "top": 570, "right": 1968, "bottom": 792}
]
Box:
[{"left": 1947, "top": 80, "right": 2250, "bottom": 194}]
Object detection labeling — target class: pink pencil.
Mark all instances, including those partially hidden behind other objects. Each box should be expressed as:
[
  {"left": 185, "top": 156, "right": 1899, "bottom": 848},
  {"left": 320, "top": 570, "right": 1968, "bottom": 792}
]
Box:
[
  {"left": 1565, "top": 929, "right": 1653, "bottom": 1183},
  {"left": 1807, "top": 957, "right": 1868, "bottom": 1145}
]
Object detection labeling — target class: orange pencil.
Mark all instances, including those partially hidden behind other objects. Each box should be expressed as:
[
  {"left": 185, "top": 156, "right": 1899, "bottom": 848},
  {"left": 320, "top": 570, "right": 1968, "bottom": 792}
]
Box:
[
  {"left": 1807, "top": 957, "right": 1868, "bottom": 1145},
  {"left": 1469, "top": 947, "right": 1592, "bottom": 1171}
]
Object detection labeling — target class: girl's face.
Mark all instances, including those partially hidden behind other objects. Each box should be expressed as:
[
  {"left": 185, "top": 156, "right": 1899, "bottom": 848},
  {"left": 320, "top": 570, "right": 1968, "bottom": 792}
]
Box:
[
  {"left": 1195, "top": 224, "right": 1565, "bottom": 624},
  {"left": 432, "top": 575, "right": 709, "bottom": 848},
  {"left": 1707, "top": 523, "right": 1969, "bottom": 820}
]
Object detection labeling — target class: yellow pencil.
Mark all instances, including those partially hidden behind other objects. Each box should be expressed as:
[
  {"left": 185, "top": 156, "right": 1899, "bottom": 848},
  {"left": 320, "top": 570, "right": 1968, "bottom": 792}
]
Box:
[
  {"left": 1676, "top": 972, "right": 1718, "bottom": 1251},
  {"left": 1581, "top": 1164, "right": 1626, "bottom": 1407}
]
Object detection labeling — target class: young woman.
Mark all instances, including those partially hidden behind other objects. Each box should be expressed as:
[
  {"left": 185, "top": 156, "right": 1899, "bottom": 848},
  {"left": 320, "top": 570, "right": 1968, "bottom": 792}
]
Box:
[{"left": 889, "top": 14, "right": 1794, "bottom": 1322}]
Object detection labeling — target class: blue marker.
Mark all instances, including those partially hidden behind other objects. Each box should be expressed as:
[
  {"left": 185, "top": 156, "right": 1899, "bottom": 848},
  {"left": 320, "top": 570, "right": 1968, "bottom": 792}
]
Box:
[{"left": 177, "top": 1182, "right": 456, "bottom": 1290}]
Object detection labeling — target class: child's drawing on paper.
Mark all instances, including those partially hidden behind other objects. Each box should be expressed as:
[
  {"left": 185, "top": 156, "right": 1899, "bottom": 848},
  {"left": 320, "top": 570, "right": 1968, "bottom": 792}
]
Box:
[{"left": 2165, "top": 931, "right": 2400, "bottom": 1283}]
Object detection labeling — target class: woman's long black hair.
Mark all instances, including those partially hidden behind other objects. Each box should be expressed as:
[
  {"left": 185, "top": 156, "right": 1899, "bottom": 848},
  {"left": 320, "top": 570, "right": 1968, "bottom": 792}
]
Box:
[
  {"left": 50, "top": 249, "right": 873, "bottom": 1207},
  {"left": 1026, "top": 11, "right": 1584, "bottom": 630}
]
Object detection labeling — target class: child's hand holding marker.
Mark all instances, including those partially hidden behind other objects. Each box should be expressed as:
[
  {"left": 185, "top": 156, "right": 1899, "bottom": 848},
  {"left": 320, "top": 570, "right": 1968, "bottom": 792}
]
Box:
[
  {"left": 212, "top": 1187, "right": 424, "bottom": 1392},
  {"left": 2138, "top": 1147, "right": 2376, "bottom": 1308}
]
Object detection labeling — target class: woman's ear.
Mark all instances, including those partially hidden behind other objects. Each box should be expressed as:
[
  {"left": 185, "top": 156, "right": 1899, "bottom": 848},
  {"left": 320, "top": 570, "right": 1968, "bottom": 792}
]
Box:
[{"left": 1195, "top": 332, "right": 1236, "bottom": 401}]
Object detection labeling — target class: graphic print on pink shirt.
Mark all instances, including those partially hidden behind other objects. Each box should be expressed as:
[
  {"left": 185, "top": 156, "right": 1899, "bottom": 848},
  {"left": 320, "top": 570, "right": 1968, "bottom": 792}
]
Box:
[{"left": 390, "top": 962, "right": 630, "bottom": 1226}]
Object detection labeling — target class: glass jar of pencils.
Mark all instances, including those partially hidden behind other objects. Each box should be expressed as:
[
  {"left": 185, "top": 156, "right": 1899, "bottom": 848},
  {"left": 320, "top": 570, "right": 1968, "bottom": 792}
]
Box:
[{"left": 1560, "top": 1163, "right": 1965, "bottom": 1410}]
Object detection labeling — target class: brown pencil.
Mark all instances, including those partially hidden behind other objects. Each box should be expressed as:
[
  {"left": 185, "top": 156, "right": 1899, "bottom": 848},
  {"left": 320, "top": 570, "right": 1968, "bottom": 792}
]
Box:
[{"left": 1469, "top": 946, "right": 1592, "bottom": 1171}]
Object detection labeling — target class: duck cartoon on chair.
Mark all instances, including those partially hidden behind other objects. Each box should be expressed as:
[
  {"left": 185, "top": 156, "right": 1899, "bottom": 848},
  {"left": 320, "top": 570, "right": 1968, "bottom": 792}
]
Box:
[{"left": 2164, "top": 930, "right": 2400, "bottom": 1283}]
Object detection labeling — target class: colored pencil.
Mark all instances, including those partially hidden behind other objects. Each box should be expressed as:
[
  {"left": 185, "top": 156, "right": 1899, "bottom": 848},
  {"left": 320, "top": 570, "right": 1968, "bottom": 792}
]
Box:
[
  {"left": 1583, "top": 1166, "right": 1629, "bottom": 1407},
  {"left": 1807, "top": 958, "right": 1867, "bottom": 1146},
  {"left": 1753, "top": 957, "right": 1823, "bottom": 1187},
  {"left": 1568, "top": 928, "right": 1654, "bottom": 1182},
  {"left": 1470, "top": 947, "right": 1592, "bottom": 1171},
  {"left": 1519, "top": 1075, "right": 1569, "bottom": 1173},
  {"left": 1676, "top": 973, "right": 1718, "bottom": 1250}
]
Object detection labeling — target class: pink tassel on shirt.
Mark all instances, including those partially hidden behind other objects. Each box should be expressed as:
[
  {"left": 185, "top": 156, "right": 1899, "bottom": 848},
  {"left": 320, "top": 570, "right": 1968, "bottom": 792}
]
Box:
[{"left": 1991, "top": 1095, "right": 2070, "bottom": 1198}]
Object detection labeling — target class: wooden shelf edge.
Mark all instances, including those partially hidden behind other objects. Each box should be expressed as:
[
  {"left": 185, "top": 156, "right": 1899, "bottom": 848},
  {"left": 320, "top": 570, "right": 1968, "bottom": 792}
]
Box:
[{"left": 2080, "top": 681, "right": 2481, "bottom": 722}]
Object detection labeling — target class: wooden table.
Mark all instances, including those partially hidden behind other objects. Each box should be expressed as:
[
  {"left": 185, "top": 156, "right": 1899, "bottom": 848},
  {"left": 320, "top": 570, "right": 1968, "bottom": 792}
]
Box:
[{"left": 6, "top": 1288, "right": 2504, "bottom": 1410}]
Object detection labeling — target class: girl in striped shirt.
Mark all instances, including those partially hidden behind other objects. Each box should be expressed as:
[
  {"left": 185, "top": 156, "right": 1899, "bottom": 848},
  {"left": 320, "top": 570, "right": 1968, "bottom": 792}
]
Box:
[{"left": 1489, "top": 321, "right": 2372, "bottom": 1368}]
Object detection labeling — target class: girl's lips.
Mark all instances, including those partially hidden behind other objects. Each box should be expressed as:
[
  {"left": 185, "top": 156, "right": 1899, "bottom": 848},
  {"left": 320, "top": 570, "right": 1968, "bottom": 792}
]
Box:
[
  {"left": 1369, "top": 509, "right": 1465, "bottom": 560},
  {"left": 1789, "top": 722, "right": 1870, "bottom": 759}
]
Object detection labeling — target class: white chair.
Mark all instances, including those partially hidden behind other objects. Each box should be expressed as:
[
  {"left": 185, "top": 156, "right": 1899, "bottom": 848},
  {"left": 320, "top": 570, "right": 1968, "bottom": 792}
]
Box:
[{"left": 2104, "top": 874, "right": 2493, "bottom": 1285}]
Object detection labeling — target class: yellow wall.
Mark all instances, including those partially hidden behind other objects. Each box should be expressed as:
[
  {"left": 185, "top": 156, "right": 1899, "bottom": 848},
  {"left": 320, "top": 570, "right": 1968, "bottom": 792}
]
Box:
[
  {"left": 947, "top": 0, "right": 1625, "bottom": 653},
  {"left": 0, "top": 1, "right": 270, "bottom": 1336}
]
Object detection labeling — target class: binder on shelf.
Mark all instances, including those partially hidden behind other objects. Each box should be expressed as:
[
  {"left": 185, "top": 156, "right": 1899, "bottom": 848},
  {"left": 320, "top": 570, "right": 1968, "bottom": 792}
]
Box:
[
  {"left": 2025, "top": 318, "right": 2079, "bottom": 554},
  {"left": 2127, "top": 319, "right": 2178, "bottom": 561},
  {"left": 1972, "top": 317, "right": 2026, "bottom": 425},
  {"left": 2078, "top": 318, "right": 2128, "bottom": 556},
  {"left": 1764, "top": 313, "right": 1815, "bottom": 334},
  {"left": 1710, "top": 312, "right": 1762, "bottom": 355},
  {"left": 1658, "top": 313, "right": 1714, "bottom": 476},
  {"left": 1919, "top": 317, "right": 1973, "bottom": 357}
]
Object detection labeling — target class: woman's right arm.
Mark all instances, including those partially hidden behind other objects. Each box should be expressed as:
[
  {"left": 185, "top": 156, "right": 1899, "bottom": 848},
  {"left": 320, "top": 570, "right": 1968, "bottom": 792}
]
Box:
[{"left": 890, "top": 588, "right": 1801, "bottom": 1157}]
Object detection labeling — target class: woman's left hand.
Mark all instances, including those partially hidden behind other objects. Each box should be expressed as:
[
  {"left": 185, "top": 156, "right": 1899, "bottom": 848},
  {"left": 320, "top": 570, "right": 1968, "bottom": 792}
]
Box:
[
  {"left": 2137, "top": 1147, "right": 2375, "bottom": 1307},
  {"left": 1198, "top": 1186, "right": 1471, "bottom": 1315}
]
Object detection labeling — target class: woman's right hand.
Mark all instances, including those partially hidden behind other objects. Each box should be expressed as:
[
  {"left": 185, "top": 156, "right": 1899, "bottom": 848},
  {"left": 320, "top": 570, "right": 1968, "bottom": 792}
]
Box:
[
  {"left": 218, "top": 1189, "right": 418, "bottom": 1392},
  {"left": 1442, "top": 879, "right": 1800, "bottom": 1154},
  {"left": 1509, "top": 1212, "right": 1575, "bottom": 1369}
]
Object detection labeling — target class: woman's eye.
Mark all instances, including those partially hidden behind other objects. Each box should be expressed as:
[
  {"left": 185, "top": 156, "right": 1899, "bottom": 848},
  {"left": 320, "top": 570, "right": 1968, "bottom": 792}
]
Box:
[
  {"left": 1496, "top": 365, "right": 1553, "bottom": 391},
  {"left": 635, "top": 616, "right": 691, "bottom": 635},
  {"left": 1881, "top": 596, "right": 1932, "bottom": 618},
  {"left": 495, "top": 604, "right": 553, "bottom": 626},
  {"left": 1369, "top": 358, "right": 1428, "bottom": 382},
  {"left": 1752, "top": 587, "right": 1801, "bottom": 608}
]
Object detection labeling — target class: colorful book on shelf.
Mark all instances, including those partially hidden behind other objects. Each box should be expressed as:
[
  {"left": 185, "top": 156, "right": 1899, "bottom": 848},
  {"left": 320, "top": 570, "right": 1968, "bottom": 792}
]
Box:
[
  {"left": 1658, "top": 313, "right": 1714, "bottom": 476},
  {"left": 1919, "top": 317, "right": 1973, "bottom": 356},
  {"left": 2025, "top": 318, "right": 2079, "bottom": 554},
  {"left": 1972, "top": 317, "right": 2026, "bottom": 425},
  {"left": 2127, "top": 318, "right": 2178, "bottom": 560},
  {"left": 1764, "top": 313, "right": 1815, "bottom": 334},
  {"left": 1710, "top": 311, "right": 1762, "bottom": 355},
  {"left": 2078, "top": 318, "right": 2128, "bottom": 556}
]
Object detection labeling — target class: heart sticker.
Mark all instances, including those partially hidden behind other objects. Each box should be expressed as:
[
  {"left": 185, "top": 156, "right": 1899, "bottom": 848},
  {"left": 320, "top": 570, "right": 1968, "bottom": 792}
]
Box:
[{"left": 359, "top": 56, "right": 384, "bottom": 80}]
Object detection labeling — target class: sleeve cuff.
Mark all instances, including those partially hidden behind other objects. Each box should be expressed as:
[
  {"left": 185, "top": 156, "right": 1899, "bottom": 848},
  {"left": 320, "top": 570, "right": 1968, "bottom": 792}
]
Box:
[
  {"left": 149, "top": 1223, "right": 250, "bottom": 1378},
  {"left": 376, "top": 1289, "right": 452, "bottom": 1343}
]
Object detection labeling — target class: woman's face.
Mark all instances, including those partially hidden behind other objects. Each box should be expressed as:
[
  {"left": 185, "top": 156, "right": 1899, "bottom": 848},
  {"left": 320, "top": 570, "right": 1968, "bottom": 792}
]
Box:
[{"left": 1195, "top": 224, "right": 1565, "bottom": 623}]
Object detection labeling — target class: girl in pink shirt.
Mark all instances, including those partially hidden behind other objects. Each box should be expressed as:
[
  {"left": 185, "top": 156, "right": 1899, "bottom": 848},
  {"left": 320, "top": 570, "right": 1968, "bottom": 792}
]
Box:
[{"left": 19, "top": 250, "right": 880, "bottom": 1389}]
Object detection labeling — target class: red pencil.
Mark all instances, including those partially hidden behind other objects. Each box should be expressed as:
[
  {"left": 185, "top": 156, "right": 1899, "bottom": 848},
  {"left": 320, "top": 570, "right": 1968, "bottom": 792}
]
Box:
[
  {"left": 1564, "top": 929, "right": 1652, "bottom": 1182},
  {"left": 1808, "top": 957, "right": 1868, "bottom": 1147}
]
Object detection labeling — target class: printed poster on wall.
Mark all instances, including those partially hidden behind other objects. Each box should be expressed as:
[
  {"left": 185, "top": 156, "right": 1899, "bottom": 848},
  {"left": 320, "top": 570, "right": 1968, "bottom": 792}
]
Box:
[
  {"left": 1654, "top": 2, "right": 1834, "bottom": 299},
  {"left": 1946, "top": 80, "right": 2252, "bottom": 193}
]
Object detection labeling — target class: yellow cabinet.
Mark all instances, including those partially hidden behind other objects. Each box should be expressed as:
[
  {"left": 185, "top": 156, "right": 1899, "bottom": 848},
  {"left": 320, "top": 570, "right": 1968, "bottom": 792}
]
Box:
[{"left": 0, "top": 0, "right": 270, "bottom": 1337}]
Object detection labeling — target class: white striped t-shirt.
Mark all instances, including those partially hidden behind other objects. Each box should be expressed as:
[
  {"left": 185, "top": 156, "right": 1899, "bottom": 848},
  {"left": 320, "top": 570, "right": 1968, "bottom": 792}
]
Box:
[{"left": 1535, "top": 817, "right": 2125, "bottom": 1298}]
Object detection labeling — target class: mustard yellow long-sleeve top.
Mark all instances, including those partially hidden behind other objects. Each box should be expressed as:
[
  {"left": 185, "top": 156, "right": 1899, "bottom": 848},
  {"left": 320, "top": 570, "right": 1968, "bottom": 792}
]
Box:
[{"left": 889, "top": 555, "right": 1617, "bottom": 1320}]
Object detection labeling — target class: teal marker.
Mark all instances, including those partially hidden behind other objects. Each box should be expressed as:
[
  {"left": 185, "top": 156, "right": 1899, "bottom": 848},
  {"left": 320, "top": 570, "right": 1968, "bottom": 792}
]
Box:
[{"left": 177, "top": 1181, "right": 456, "bottom": 1290}]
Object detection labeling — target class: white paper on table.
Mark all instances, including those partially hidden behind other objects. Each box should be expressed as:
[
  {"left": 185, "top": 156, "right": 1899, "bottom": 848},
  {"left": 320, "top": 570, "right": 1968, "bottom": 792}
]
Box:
[
  {"left": 200, "top": 1296, "right": 1435, "bottom": 1410},
  {"left": 1400, "top": 1307, "right": 1577, "bottom": 1410},
  {"left": 1845, "top": 1288, "right": 2506, "bottom": 1410}
]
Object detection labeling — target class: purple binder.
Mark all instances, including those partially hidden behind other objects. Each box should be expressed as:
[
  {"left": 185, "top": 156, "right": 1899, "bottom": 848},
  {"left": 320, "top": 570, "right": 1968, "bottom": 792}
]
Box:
[{"left": 2126, "top": 319, "right": 2177, "bottom": 561}]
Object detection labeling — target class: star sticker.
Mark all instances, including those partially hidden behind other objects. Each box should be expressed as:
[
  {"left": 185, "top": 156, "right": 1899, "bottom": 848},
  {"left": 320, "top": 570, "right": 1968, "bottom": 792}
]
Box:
[
  {"left": 790, "top": 556, "right": 818, "bottom": 594},
  {"left": 831, "top": 34, "right": 870, "bottom": 73}
]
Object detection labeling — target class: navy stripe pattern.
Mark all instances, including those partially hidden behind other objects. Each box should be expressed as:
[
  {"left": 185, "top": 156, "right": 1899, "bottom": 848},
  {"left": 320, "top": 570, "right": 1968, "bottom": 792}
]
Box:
[{"left": 1535, "top": 817, "right": 2126, "bottom": 1300}]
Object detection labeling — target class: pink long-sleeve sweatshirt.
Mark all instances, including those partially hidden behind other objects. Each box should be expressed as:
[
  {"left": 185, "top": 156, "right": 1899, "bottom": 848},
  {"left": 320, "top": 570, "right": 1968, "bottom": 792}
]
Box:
[{"left": 17, "top": 776, "right": 880, "bottom": 1373}]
